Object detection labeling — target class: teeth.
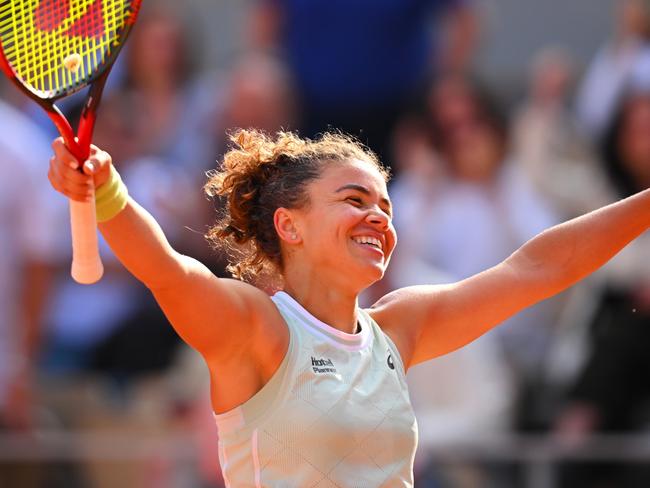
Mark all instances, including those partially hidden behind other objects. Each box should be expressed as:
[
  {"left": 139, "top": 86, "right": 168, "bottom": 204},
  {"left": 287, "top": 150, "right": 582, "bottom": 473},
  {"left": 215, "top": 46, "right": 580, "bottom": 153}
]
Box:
[{"left": 353, "top": 236, "right": 382, "bottom": 250}]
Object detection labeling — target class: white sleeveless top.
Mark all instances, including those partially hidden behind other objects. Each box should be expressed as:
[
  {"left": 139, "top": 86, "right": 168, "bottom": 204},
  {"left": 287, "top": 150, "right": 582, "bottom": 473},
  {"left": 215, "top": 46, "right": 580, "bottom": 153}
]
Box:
[{"left": 214, "top": 291, "right": 418, "bottom": 487}]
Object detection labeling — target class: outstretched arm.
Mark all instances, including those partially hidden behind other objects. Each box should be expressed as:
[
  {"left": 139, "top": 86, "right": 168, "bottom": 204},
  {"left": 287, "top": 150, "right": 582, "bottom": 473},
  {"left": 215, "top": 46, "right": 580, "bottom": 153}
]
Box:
[
  {"left": 372, "top": 189, "right": 650, "bottom": 368},
  {"left": 47, "top": 139, "right": 276, "bottom": 359}
]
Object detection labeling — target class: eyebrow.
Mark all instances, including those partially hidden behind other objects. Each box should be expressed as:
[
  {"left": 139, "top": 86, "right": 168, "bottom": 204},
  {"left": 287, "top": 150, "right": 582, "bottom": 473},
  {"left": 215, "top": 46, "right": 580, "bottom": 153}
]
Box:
[{"left": 335, "top": 184, "right": 392, "bottom": 213}]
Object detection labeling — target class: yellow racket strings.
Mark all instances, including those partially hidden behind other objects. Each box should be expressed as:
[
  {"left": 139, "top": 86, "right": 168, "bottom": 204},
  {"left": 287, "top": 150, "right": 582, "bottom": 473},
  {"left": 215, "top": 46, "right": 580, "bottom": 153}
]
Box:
[{"left": 0, "top": 0, "right": 127, "bottom": 96}]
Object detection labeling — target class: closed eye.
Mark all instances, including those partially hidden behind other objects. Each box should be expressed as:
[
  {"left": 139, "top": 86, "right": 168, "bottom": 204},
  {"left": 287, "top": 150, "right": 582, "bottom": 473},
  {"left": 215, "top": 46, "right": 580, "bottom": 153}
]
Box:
[{"left": 346, "top": 196, "right": 363, "bottom": 205}]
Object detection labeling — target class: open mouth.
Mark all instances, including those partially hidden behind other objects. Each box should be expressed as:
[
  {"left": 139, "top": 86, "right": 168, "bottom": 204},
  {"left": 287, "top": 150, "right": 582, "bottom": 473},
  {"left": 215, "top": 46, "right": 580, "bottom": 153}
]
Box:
[{"left": 352, "top": 236, "right": 383, "bottom": 252}]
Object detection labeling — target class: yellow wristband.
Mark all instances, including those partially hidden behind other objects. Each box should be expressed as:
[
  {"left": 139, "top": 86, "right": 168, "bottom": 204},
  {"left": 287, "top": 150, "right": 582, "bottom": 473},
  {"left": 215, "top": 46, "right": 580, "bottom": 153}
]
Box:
[{"left": 95, "top": 165, "right": 129, "bottom": 222}]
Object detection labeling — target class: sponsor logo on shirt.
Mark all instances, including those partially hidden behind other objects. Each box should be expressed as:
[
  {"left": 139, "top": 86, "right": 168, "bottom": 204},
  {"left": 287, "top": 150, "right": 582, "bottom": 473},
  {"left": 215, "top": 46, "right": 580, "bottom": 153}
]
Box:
[
  {"left": 387, "top": 350, "right": 395, "bottom": 370},
  {"left": 311, "top": 356, "right": 337, "bottom": 374}
]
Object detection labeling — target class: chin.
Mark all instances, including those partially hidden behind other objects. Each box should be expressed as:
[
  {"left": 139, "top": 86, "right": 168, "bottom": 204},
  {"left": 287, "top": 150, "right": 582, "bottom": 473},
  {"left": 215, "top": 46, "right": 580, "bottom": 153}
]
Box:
[
  {"left": 335, "top": 254, "right": 388, "bottom": 290},
  {"left": 355, "top": 262, "right": 386, "bottom": 288}
]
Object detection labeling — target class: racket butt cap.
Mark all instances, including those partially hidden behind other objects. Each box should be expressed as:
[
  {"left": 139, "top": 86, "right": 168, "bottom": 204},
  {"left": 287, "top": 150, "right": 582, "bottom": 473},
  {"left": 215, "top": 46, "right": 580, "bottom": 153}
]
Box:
[{"left": 71, "top": 260, "right": 104, "bottom": 284}]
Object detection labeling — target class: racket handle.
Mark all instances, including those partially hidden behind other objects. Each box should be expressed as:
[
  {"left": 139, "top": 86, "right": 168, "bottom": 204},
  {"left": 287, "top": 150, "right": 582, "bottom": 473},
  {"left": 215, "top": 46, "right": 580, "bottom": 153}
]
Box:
[{"left": 69, "top": 195, "right": 104, "bottom": 284}]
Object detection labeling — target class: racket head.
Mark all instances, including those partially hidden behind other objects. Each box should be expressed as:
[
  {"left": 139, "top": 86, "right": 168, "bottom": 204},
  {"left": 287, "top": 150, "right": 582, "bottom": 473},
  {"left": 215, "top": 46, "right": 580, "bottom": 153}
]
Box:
[{"left": 0, "top": 0, "right": 142, "bottom": 102}]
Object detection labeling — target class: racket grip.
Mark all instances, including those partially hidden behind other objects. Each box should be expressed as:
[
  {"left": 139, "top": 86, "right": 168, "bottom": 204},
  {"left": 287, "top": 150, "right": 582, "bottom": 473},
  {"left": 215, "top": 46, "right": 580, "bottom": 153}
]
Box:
[{"left": 69, "top": 195, "right": 104, "bottom": 284}]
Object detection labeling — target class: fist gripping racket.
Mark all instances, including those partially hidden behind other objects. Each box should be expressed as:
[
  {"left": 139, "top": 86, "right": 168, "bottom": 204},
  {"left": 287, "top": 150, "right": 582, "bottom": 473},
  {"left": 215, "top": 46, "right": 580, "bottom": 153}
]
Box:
[{"left": 0, "top": 0, "right": 142, "bottom": 284}]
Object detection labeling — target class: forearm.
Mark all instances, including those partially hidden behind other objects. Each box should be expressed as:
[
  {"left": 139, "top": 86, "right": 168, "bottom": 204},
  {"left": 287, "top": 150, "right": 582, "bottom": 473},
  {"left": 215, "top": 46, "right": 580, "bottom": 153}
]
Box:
[
  {"left": 99, "top": 197, "right": 189, "bottom": 290},
  {"left": 49, "top": 141, "right": 205, "bottom": 291},
  {"left": 508, "top": 189, "right": 650, "bottom": 295}
]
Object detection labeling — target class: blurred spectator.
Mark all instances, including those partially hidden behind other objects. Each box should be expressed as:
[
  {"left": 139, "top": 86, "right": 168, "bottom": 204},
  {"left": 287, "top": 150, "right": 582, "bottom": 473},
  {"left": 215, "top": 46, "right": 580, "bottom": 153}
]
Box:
[
  {"left": 35, "top": 168, "right": 191, "bottom": 487},
  {"left": 249, "top": 0, "right": 480, "bottom": 171},
  {"left": 512, "top": 47, "right": 613, "bottom": 218},
  {"left": 385, "top": 76, "right": 559, "bottom": 486},
  {"left": 94, "top": 5, "right": 206, "bottom": 171},
  {"left": 192, "top": 52, "right": 299, "bottom": 291},
  {"left": 575, "top": 0, "right": 650, "bottom": 139},
  {"left": 555, "top": 88, "right": 650, "bottom": 488},
  {"left": 34, "top": 13, "right": 298, "bottom": 483},
  {"left": 38, "top": 3, "right": 205, "bottom": 387},
  {"left": 32, "top": 6, "right": 217, "bottom": 486},
  {"left": 210, "top": 53, "right": 298, "bottom": 156},
  {"left": 0, "top": 95, "right": 59, "bottom": 486},
  {"left": 405, "top": 315, "right": 515, "bottom": 487},
  {"left": 391, "top": 76, "right": 561, "bottom": 372}
]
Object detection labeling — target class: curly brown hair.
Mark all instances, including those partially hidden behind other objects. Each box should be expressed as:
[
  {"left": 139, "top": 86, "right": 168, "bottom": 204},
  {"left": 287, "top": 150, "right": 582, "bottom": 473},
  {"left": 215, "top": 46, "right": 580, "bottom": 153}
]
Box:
[{"left": 204, "top": 129, "right": 388, "bottom": 281}]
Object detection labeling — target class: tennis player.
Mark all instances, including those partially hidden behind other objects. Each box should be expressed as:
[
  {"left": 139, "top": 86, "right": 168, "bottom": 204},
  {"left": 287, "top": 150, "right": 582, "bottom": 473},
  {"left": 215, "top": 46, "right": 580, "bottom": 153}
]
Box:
[{"left": 48, "top": 129, "right": 650, "bottom": 486}]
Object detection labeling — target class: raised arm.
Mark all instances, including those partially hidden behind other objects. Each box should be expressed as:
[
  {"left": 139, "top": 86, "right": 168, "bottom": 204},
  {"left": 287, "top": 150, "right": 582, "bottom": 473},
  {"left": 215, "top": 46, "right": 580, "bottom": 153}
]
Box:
[
  {"left": 47, "top": 139, "right": 276, "bottom": 359},
  {"left": 372, "top": 189, "right": 650, "bottom": 368}
]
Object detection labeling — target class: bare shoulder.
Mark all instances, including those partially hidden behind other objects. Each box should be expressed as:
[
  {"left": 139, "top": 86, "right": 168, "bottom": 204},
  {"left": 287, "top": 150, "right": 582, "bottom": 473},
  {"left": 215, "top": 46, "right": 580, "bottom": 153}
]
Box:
[
  {"left": 366, "top": 262, "right": 537, "bottom": 366},
  {"left": 365, "top": 285, "right": 444, "bottom": 370},
  {"left": 152, "top": 256, "right": 288, "bottom": 362},
  {"left": 201, "top": 281, "right": 290, "bottom": 413},
  {"left": 367, "top": 285, "right": 445, "bottom": 324},
  {"left": 170, "top": 272, "right": 290, "bottom": 413}
]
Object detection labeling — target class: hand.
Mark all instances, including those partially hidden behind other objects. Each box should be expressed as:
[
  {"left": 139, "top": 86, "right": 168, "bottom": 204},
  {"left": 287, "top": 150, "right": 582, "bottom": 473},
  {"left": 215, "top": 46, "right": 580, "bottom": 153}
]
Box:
[{"left": 48, "top": 138, "right": 112, "bottom": 201}]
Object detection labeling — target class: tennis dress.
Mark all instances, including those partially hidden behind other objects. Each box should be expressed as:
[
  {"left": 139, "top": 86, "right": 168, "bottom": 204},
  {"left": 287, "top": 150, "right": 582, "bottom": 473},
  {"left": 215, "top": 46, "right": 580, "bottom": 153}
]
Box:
[{"left": 214, "top": 291, "right": 418, "bottom": 487}]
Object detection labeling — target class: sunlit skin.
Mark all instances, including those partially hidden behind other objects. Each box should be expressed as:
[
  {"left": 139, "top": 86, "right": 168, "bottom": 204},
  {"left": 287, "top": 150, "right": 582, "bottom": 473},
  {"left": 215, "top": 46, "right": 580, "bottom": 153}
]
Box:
[{"left": 276, "top": 159, "right": 396, "bottom": 333}]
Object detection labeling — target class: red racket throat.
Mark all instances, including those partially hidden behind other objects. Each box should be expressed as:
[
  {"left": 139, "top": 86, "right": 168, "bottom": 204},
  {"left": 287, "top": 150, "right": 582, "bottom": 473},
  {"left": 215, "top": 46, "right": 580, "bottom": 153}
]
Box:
[{"left": 0, "top": 0, "right": 142, "bottom": 284}]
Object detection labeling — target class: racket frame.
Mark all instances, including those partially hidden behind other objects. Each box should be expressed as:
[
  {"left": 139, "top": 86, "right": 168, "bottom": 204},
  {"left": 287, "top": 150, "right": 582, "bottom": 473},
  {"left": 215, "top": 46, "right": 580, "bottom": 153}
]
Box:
[{"left": 0, "top": 0, "right": 142, "bottom": 284}]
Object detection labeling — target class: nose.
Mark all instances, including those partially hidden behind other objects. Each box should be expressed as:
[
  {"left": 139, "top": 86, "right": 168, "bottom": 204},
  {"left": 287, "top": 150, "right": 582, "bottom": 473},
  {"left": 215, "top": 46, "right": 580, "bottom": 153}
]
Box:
[{"left": 365, "top": 208, "right": 390, "bottom": 229}]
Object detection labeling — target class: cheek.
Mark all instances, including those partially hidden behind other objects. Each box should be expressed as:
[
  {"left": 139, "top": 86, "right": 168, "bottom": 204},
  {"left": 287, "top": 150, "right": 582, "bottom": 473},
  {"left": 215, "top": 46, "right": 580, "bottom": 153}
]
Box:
[
  {"left": 306, "top": 209, "right": 349, "bottom": 244},
  {"left": 386, "top": 226, "right": 398, "bottom": 256}
]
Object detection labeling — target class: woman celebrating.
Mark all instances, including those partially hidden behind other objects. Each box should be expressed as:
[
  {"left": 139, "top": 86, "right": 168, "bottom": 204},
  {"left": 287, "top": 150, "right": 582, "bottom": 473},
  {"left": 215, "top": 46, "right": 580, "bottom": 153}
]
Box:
[{"left": 49, "top": 129, "right": 650, "bottom": 486}]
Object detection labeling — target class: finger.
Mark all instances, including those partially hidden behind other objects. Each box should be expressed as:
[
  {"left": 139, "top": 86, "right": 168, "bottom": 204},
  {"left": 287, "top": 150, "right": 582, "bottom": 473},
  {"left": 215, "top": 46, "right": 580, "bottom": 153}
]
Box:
[
  {"left": 49, "top": 158, "right": 93, "bottom": 199},
  {"left": 48, "top": 168, "right": 89, "bottom": 202},
  {"left": 86, "top": 146, "right": 112, "bottom": 172},
  {"left": 49, "top": 157, "right": 93, "bottom": 201},
  {"left": 89, "top": 144, "right": 102, "bottom": 157},
  {"left": 86, "top": 149, "right": 113, "bottom": 188},
  {"left": 52, "top": 165, "right": 93, "bottom": 194},
  {"left": 50, "top": 155, "right": 93, "bottom": 185},
  {"left": 51, "top": 137, "right": 80, "bottom": 170},
  {"left": 48, "top": 165, "right": 63, "bottom": 193},
  {"left": 83, "top": 160, "right": 96, "bottom": 176}
]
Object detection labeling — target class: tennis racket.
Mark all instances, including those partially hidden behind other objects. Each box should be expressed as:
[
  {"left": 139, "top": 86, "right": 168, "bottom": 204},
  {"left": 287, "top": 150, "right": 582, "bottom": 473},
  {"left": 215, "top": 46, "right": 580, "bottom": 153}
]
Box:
[{"left": 0, "top": 0, "right": 142, "bottom": 284}]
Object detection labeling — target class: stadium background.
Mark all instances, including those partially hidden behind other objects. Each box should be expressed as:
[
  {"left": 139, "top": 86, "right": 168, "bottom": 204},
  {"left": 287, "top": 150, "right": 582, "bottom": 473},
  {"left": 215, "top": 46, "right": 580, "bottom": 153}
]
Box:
[{"left": 2, "top": 0, "right": 650, "bottom": 487}]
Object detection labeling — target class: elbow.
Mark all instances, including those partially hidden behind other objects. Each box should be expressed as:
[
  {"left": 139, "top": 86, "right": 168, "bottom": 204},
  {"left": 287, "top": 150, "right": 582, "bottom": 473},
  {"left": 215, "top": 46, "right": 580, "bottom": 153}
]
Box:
[{"left": 505, "top": 247, "right": 576, "bottom": 301}]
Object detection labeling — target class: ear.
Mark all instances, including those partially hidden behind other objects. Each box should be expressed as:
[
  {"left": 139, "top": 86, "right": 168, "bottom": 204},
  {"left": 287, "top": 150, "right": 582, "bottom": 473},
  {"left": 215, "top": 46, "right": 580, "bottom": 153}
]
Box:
[{"left": 274, "top": 207, "right": 302, "bottom": 244}]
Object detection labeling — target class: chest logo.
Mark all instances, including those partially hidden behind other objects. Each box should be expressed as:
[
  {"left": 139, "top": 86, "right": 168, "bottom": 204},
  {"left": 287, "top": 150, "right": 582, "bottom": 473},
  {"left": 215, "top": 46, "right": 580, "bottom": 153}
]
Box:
[{"left": 311, "top": 356, "right": 337, "bottom": 374}]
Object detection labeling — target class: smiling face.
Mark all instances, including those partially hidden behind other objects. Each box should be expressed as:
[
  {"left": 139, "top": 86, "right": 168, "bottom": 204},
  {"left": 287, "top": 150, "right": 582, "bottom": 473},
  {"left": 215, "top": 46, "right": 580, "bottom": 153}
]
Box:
[{"left": 282, "top": 159, "right": 396, "bottom": 291}]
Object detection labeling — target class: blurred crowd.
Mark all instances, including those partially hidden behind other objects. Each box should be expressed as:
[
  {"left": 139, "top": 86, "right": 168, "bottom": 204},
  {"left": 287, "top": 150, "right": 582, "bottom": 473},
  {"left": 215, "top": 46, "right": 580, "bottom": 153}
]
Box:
[{"left": 2, "top": 0, "right": 650, "bottom": 487}]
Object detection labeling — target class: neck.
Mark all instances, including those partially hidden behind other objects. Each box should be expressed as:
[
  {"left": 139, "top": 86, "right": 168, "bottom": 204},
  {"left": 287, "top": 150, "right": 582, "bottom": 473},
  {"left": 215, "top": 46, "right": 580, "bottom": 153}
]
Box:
[{"left": 282, "top": 270, "right": 359, "bottom": 334}]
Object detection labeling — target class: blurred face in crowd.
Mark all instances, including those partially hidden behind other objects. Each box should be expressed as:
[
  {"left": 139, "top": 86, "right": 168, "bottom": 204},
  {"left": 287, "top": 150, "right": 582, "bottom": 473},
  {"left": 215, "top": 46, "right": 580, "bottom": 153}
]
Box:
[
  {"left": 128, "top": 12, "right": 187, "bottom": 88},
  {"left": 428, "top": 77, "right": 481, "bottom": 135},
  {"left": 446, "top": 122, "right": 505, "bottom": 183},
  {"left": 224, "top": 56, "right": 297, "bottom": 134},
  {"left": 529, "top": 49, "right": 573, "bottom": 105},
  {"left": 619, "top": 0, "right": 650, "bottom": 39},
  {"left": 428, "top": 77, "right": 506, "bottom": 183},
  {"left": 619, "top": 95, "right": 650, "bottom": 187}
]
